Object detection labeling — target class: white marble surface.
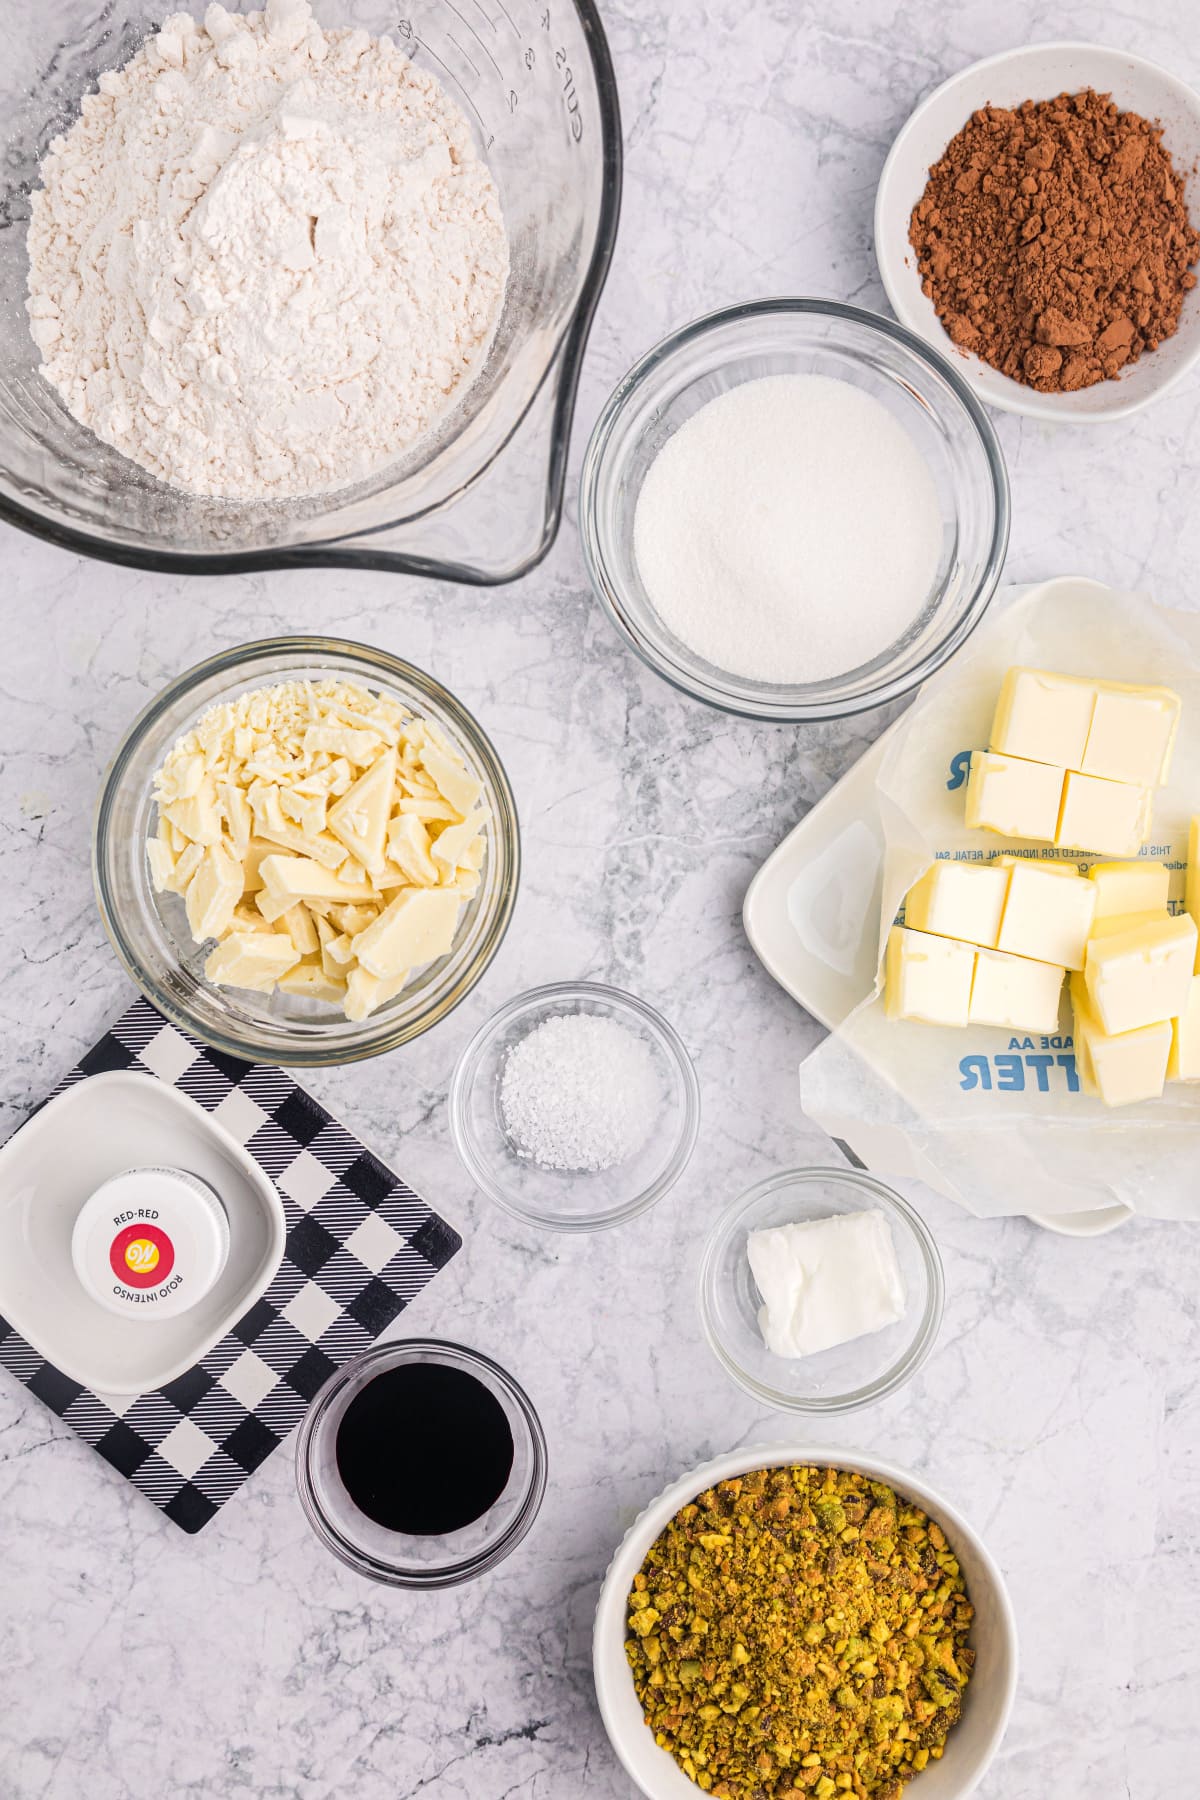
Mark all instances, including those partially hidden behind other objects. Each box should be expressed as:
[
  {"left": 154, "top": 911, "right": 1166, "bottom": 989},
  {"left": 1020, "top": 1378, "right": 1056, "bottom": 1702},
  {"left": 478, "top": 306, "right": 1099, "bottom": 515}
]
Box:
[{"left": 2, "top": 1, "right": 1200, "bottom": 1796}]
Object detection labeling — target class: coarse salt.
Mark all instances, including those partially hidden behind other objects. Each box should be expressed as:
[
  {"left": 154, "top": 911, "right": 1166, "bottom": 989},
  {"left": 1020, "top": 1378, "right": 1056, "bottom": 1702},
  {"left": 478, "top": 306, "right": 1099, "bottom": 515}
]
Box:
[
  {"left": 633, "top": 373, "right": 944, "bottom": 685},
  {"left": 499, "top": 1012, "right": 662, "bottom": 1173}
]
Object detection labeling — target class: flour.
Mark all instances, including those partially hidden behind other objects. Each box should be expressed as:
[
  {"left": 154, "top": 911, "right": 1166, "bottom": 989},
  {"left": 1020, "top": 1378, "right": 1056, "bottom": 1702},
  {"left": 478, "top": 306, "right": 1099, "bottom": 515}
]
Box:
[
  {"left": 632, "top": 374, "right": 945, "bottom": 685},
  {"left": 25, "top": 0, "right": 508, "bottom": 500}
]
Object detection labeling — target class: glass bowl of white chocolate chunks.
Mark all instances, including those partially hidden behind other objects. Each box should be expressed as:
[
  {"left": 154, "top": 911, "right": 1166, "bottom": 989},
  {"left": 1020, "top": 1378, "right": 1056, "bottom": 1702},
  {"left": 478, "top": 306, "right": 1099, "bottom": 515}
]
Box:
[{"left": 94, "top": 638, "right": 519, "bottom": 1066}]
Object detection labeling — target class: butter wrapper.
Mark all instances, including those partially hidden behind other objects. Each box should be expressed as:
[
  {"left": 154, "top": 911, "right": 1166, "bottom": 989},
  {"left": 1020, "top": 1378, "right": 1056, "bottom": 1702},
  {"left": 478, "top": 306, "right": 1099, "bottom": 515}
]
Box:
[{"left": 798, "top": 577, "right": 1200, "bottom": 1220}]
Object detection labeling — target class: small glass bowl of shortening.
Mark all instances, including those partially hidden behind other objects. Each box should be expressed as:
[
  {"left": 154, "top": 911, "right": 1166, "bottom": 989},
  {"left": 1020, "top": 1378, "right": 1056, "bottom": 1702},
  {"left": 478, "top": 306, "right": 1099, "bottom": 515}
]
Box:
[
  {"left": 94, "top": 639, "right": 519, "bottom": 1065},
  {"left": 449, "top": 982, "right": 701, "bottom": 1230},
  {"left": 700, "top": 1167, "right": 944, "bottom": 1413}
]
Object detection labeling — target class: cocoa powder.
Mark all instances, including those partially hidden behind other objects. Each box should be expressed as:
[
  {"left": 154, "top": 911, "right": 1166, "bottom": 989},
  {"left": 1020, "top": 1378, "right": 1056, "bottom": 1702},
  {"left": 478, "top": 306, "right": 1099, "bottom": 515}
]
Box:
[{"left": 909, "top": 89, "right": 1200, "bottom": 393}]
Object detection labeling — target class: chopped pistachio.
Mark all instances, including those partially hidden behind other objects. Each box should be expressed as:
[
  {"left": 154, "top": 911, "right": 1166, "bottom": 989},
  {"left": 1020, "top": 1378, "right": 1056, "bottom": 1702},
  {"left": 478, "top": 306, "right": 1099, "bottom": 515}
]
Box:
[{"left": 625, "top": 1464, "right": 973, "bottom": 1800}]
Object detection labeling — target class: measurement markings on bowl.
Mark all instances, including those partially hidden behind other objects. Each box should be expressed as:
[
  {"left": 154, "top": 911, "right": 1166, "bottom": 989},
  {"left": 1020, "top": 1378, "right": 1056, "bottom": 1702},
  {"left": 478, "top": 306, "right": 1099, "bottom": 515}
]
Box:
[{"left": 403, "top": 4, "right": 584, "bottom": 151}]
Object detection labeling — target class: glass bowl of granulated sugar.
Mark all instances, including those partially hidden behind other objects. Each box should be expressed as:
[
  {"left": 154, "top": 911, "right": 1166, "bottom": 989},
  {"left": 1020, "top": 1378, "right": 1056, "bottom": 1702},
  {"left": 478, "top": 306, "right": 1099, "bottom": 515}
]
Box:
[
  {"left": 579, "top": 298, "right": 1010, "bottom": 722},
  {"left": 448, "top": 982, "right": 701, "bottom": 1231}
]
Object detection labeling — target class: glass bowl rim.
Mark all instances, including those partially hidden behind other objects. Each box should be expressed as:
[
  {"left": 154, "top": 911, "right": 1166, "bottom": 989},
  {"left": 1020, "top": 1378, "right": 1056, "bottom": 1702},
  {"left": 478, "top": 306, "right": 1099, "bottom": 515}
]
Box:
[
  {"left": 448, "top": 979, "right": 702, "bottom": 1232},
  {"left": 294, "top": 1338, "right": 549, "bottom": 1588},
  {"left": 578, "top": 294, "right": 1012, "bottom": 722},
  {"left": 0, "top": 0, "right": 624, "bottom": 589},
  {"left": 698, "top": 1165, "right": 946, "bottom": 1414},
  {"left": 92, "top": 633, "right": 520, "bottom": 1067}
]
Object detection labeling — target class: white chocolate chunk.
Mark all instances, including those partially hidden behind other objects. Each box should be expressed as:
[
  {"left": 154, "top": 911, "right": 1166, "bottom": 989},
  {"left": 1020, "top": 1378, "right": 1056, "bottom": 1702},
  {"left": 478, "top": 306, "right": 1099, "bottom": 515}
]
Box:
[
  {"left": 354, "top": 887, "right": 461, "bottom": 978},
  {"left": 205, "top": 930, "right": 300, "bottom": 992},
  {"left": 387, "top": 812, "right": 439, "bottom": 886},
  {"left": 147, "top": 837, "right": 177, "bottom": 893},
  {"left": 185, "top": 842, "right": 243, "bottom": 942},
  {"left": 277, "top": 959, "right": 349, "bottom": 1004},
  {"left": 344, "top": 964, "right": 411, "bottom": 1022},
  {"left": 430, "top": 811, "right": 484, "bottom": 878},
  {"left": 327, "top": 747, "right": 396, "bottom": 874},
  {"left": 278, "top": 904, "right": 319, "bottom": 956},
  {"left": 258, "top": 855, "right": 379, "bottom": 904},
  {"left": 419, "top": 740, "right": 482, "bottom": 816}
]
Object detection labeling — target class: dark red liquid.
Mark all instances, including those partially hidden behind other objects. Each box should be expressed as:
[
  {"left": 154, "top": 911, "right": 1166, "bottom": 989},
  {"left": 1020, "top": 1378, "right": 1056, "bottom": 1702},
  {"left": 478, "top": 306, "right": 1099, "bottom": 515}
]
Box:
[{"left": 335, "top": 1362, "right": 515, "bottom": 1536}]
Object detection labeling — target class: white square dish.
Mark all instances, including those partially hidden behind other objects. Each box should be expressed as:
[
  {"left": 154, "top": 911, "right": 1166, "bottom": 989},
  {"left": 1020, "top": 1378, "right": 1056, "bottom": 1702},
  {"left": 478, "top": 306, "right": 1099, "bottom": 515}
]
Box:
[{"left": 0, "top": 1071, "right": 286, "bottom": 1393}]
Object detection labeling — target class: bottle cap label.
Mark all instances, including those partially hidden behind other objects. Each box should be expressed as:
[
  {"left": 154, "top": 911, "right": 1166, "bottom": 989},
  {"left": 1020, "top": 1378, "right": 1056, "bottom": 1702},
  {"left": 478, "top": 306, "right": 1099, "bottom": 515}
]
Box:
[{"left": 109, "top": 1223, "right": 176, "bottom": 1290}]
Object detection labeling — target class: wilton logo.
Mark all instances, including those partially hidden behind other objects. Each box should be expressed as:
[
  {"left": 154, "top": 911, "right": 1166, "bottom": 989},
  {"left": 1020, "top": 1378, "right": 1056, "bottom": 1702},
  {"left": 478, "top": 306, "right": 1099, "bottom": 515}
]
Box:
[
  {"left": 123, "top": 1237, "right": 160, "bottom": 1274},
  {"left": 109, "top": 1222, "right": 175, "bottom": 1289}
]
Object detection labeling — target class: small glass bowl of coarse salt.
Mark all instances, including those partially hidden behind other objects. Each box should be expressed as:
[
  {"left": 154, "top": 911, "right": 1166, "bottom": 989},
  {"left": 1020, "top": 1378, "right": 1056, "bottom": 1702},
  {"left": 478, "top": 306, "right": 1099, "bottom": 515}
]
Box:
[
  {"left": 448, "top": 982, "right": 701, "bottom": 1231},
  {"left": 579, "top": 298, "right": 1009, "bottom": 722}
]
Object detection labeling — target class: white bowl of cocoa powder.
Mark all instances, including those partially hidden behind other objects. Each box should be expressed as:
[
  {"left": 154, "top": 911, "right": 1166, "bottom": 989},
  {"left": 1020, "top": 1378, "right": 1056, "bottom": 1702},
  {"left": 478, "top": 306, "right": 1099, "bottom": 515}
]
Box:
[{"left": 875, "top": 43, "right": 1200, "bottom": 421}]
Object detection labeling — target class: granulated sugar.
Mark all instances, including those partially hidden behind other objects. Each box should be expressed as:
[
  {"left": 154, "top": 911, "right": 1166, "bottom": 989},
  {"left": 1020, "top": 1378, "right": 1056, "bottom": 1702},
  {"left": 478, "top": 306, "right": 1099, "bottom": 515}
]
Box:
[
  {"left": 632, "top": 373, "right": 944, "bottom": 684},
  {"left": 499, "top": 1012, "right": 661, "bottom": 1173}
]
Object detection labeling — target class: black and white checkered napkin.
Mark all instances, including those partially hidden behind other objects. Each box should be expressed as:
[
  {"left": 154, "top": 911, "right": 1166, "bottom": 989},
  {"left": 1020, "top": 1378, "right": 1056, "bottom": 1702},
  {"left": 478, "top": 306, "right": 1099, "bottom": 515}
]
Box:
[{"left": 0, "top": 997, "right": 461, "bottom": 1534}]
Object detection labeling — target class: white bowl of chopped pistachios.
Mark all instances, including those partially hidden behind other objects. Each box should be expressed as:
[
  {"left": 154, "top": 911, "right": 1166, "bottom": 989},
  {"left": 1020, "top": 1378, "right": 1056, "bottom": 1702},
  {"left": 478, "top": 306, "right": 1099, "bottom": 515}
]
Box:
[{"left": 594, "top": 1446, "right": 1017, "bottom": 1800}]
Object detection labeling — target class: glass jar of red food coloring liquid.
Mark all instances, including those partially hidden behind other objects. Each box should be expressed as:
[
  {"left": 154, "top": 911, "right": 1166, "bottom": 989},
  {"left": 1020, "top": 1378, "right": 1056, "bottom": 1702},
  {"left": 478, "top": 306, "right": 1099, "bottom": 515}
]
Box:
[{"left": 296, "top": 1340, "right": 547, "bottom": 1587}]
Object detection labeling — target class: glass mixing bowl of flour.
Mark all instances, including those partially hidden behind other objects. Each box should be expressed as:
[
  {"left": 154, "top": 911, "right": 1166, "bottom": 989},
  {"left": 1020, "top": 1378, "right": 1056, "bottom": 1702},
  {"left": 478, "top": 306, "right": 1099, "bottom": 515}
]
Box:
[
  {"left": 579, "top": 299, "right": 1010, "bottom": 721},
  {"left": 0, "top": 0, "right": 620, "bottom": 582}
]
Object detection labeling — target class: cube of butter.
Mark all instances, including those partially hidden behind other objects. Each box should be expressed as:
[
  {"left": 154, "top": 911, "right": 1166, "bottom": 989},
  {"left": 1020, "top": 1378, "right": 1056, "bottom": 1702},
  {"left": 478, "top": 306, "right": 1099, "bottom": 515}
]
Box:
[
  {"left": 965, "top": 752, "right": 1065, "bottom": 842},
  {"left": 1055, "top": 771, "right": 1152, "bottom": 858},
  {"left": 884, "top": 926, "right": 975, "bottom": 1027},
  {"left": 1084, "top": 913, "right": 1198, "bottom": 1036},
  {"left": 1088, "top": 910, "right": 1170, "bottom": 941},
  {"left": 1082, "top": 683, "right": 1180, "bottom": 787},
  {"left": 1168, "top": 976, "right": 1200, "bottom": 1081},
  {"left": 969, "top": 947, "right": 1065, "bottom": 1033},
  {"left": 1087, "top": 859, "right": 1170, "bottom": 919},
  {"left": 1186, "top": 818, "right": 1200, "bottom": 958},
  {"left": 1072, "top": 986, "right": 1172, "bottom": 1107},
  {"left": 1068, "top": 973, "right": 1098, "bottom": 1097},
  {"left": 903, "top": 860, "right": 1009, "bottom": 949},
  {"left": 996, "top": 860, "right": 1095, "bottom": 971},
  {"left": 990, "top": 667, "right": 1098, "bottom": 768}
]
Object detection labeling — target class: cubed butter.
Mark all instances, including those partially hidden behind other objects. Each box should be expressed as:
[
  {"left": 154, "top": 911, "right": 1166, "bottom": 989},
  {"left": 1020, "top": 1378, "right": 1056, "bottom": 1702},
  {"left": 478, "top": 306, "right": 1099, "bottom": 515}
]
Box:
[
  {"left": 204, "top": 930, "right": 300, "bottom": 992},
  {"left": 1187, "top": 818, "right": 1200, "bottom": 959},
  {"left": 353, "top": 886, "right": 462, "bottom": 979},
  {"left": 969, "top": 947, "right": 1065, "bottom": 1033},
  {"left": 965, "top": 752, "right": 1065, "bottom": 842},
  {"left": 883, "top": 926, "right": 975, "bottom": 1028},
  {"left": 902, "top": 860, "right": 1009, "bottom": 949},
  {"left": 1088, "top": 910, "right": 1169, "bottom": 941},
  {"left": 1168, "top": 976, "right": 1200, "bottom": 1080},
  {"left": 990, "top": 667, "right": 1097, "bottom": 768},
  {"left": 1081, "top": 683, "right": 1180, "bottom": 787},
  {"left": 996, "top": 860, "right": 1095, "bottom": 970},
  {"left": 1084, "top": 913, "right": 1198, "bottom": 1036},
  {"left": 1055, "top": 771, "right": 1152, "bottom": 858},
  {"left": 1068, "top": 973, "right": 1099, "bottom": 1097},
  {"left": 1072, "top": 988, "right": 1171, "bottom": 1107},
  {"left": 1087, "top": 859, "right": 1170, "bottom": 919}
]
